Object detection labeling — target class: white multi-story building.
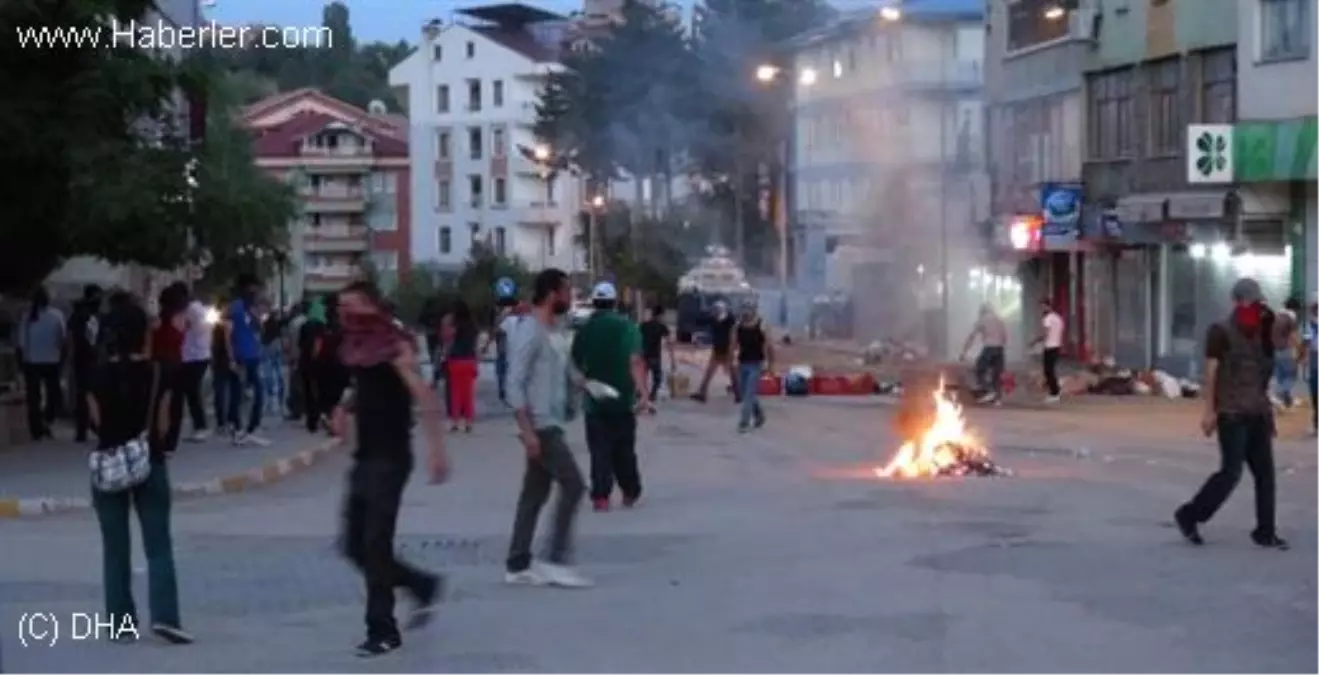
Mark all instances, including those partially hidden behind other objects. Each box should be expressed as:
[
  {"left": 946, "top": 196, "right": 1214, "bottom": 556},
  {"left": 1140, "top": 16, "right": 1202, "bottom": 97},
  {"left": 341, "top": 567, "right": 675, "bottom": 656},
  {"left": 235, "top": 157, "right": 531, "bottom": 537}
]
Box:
[
  {"left": 785, "top": 1, "right": 989, "bottom": 352},
  {"left": 389, "top": 4, "right": 583, "bottom": 273}
]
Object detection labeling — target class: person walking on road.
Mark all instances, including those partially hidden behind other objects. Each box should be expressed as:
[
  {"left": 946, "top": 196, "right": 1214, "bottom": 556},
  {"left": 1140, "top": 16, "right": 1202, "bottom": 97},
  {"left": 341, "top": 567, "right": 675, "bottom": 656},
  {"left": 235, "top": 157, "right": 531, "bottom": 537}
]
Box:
[
  {"left": 224, "top": 275, "right": 269, "bottom": 446},
  {"left": 209, "top": 300, "right": 232, "bottom": 437},
  {"left": 960, "top": 304, "right": 1008, "bottom": 404},
  {"left": 259, "top": 308, "right": 288, "bottom": 418},
  {"left": 1175, "top": 278, "right": 1289, "bottom": 550},
  {"left": 17, "top": 286, "right": 65, "bottom": 441},
  {"left": 298, "top": 298, "right": 330, "bottom": 433},
  {"left": 572, "top": 282, "right": 650, "bottom": 512},
  {"left": 505, "top": 268, "right": 592, "bottom": 588},
  {"left": 89, "top": 291, "right": 192, "bottom": 645},
  {"left": 732, "top": 299, "right": 773, "bottom": 433},
  {"left": 331, "top": 280, "right": 450, "bottom": 657},
  {"left": 153, "top": 282, "right": 189, "bottom": 455},
  {"left": 445, "top": 300, "right": 480, "bottom": 433},
  {"left": 179, "top": 290, "right": 213, "bottom": 442},
  {"left": 67, "top": 284, "right": 104, "bottom": 443},
  {"left": 1304, "top": 300, "right": 1317, "bottom": 434},
  {"left": 1030, "top": 299, "right": 1065, "bottom": 404},
  {"left": 692, "top": 301, "right": 739, "bottom": 403},
  {"left": 640, "top": 304, "right": 674, "bottom": 403},
  {"left": 491, "top": 299, "right": 524, "bottom": 404},
  {"left": 1272, "top": 297, "right": 1302, "bottom": 409}
]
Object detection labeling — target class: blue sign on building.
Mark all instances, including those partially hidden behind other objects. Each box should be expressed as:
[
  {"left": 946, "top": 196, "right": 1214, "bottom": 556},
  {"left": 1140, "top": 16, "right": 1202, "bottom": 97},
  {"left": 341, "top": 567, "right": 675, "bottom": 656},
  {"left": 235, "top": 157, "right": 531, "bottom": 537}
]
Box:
[{"left": 1040, "top": 183, "right": 1083, "bottom": 237}]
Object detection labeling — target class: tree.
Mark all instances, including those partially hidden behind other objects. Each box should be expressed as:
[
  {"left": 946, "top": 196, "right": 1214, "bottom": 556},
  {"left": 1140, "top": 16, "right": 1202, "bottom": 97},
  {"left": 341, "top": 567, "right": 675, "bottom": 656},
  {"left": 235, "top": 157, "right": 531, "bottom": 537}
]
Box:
[{"left": 0, "top": 0, "right": 296, "bottom": 296}]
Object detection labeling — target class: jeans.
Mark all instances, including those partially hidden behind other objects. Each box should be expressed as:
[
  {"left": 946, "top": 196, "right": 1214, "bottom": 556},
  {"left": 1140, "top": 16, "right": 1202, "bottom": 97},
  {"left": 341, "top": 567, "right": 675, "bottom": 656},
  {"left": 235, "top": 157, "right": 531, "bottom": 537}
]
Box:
[
  {"left": 495, "top": 350, "right": 508, "bottom": 401},
  {"left": 1042, "top": 347, "right": 1061, "bottom": 397},
  {"left": 584, "top": 412, "right": 640, "bottom": 501},
  {"left": 180, "top": 361, "right": 208, "bottom": 433},
  {"left": 92, "top": 464, "right": 181, "bottom": 630},
  {"left": 645, "top": 356, "right": 663, "bottom": 400},
  {"left": 261, "top": 346, "right": 285, "bottom": 416},
  {"left": 506, "top": 427, "right": 585, "bottom": 573},
  {"left": 21, "top": 363, "right": 62, "bottom": 439},
  {"left": 736, "top": 362, "right": 765, "bottom": 427},
  {"left": 975, "top": 346, "right": 1005, "bottom": 398},
  {"left": 72, "top": 365, "right": 94, "bottom": 441},
  {"left": 299, "top": 363, "right": 321, "bottom": 432},
  {"left": 1273, "top": 350, "right": 1297, "bottom": 407},
  {"left": 211, "top": 361, "right": 230, "bottom": 430},
  {"left": 697, "top": 352, "right": 739, "bottom": 401},
  {"left": 1182, "top": 413, "right": 1277, "bottom": 537},
  {"left": 340, "top": 457, "right": 437, "bottom": 643},
  {"left": 225, "top": 359, "right": 264, "bottom": 434}
]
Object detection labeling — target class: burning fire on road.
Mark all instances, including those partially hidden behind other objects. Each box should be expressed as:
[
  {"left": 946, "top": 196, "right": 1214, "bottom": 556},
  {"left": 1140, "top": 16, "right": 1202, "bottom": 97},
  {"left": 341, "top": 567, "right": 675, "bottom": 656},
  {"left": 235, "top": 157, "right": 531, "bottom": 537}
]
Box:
[{"left": 875, "top": 378, "right": 1011, "bottom": 479}]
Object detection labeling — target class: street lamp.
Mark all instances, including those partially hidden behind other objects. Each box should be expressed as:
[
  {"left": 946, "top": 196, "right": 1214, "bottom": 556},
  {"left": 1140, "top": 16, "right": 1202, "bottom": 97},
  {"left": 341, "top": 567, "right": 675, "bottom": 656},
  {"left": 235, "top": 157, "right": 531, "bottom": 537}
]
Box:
[
  {"left": 879, "top": 5, "right": 901, "bottom": 22},
  {"left": 532, "top": 144, "right": 551, "bottom": 162},
  {"left": 1043, "top": 5, "right": 1065, "bottom": 20},
  {"left": 755, "top": 64, "right": 780, "bottom": 83},
  {"left": 586, "top": 195, "right": 606, "bottom": 279},
  {"left": 798, "top": 67, "right": 818, "bottom": 86}
]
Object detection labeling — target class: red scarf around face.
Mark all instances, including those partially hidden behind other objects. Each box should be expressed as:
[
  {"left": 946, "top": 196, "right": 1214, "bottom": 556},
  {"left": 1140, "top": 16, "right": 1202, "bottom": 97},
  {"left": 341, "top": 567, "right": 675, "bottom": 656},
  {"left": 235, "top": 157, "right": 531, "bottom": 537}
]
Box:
[
  {"left": 339, "top": 312, "right": 412, "bottom": 367},
  {"left": 1233, "top": 302, "right": 1264, "bottom": 337}
]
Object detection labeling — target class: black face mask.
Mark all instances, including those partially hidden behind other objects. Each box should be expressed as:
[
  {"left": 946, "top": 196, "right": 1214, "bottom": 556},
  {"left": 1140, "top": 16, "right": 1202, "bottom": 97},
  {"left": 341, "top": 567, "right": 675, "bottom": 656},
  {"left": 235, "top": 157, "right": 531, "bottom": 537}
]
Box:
[{"left": 551, "top": 300, "right": 570, "bottom": 316}]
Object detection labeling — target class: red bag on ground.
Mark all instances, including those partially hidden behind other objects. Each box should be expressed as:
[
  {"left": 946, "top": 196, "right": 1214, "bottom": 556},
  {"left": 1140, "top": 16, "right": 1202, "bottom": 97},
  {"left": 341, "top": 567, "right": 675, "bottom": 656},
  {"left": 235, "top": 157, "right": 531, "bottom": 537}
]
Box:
[
  {"left": 846, "top": 373, "right": 876, "bottom": 395},
  {"left": 812, "top": 375, "right": 846, "bottom": 396},
  {"left": 757, "top": 374, "right": 782, "bottom": 396}
]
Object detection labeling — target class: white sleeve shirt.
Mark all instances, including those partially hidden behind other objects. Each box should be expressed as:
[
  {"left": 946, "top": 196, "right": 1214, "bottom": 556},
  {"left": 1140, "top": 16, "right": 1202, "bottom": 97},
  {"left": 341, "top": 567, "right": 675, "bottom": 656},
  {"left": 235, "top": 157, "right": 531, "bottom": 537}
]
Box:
[{"left": 1042, "top": 312, "right": 1065, "bottom": 349}]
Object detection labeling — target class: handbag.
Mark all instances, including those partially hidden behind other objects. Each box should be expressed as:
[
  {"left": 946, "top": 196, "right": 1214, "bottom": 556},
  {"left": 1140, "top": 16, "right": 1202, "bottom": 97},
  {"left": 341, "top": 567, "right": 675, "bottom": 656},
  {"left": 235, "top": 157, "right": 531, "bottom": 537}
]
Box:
[{"left": 88, "top": 362, "right": 160, "bottom": 493}]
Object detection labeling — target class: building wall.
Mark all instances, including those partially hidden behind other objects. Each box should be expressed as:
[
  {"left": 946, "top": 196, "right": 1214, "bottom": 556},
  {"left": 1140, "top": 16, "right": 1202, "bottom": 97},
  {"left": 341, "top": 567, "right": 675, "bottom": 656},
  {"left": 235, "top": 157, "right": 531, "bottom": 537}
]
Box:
[
  {"left": 390, "top": 23, "right": 580, "bottom": 272},
  {"left": 1237, "top": 0, "right": 1318, "bottom": 121}
]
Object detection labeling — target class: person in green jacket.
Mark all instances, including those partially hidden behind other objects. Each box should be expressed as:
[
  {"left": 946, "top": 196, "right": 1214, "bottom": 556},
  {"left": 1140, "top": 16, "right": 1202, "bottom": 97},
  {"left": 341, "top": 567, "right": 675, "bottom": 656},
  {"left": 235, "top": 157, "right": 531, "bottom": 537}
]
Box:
[{"left": 570, "top": 282, "right": 651, "bottom": 512}]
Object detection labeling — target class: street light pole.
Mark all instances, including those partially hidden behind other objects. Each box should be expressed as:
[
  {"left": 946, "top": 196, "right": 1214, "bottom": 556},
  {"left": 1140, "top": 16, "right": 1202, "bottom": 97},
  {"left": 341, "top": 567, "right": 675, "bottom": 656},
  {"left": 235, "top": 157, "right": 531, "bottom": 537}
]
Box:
[{"left": 938, "top": 100, "right": 951, "bottom": 358}]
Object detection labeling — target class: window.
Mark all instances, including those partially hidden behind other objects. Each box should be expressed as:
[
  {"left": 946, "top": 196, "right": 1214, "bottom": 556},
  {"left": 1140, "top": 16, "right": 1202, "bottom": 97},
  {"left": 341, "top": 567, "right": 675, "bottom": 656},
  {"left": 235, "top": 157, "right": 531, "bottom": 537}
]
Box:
[
  {"left": 435, "top": 85, "right": 450, "bottom": 113},
  {"left": 466, "top": 79, "right": 482, "bottom": 111},
  {"left": 466, "top": 41, "right": 475, "bottom": 58},
  {"left": 1260, "top": 0, "right": 1310, "bottom": 61},
  {"left": 432, "top": 44, "right": 442, "bottom": 61},
  {"left": 494, "top": 227, "right": 507, "bottom": 255},
  {"left": 494, "top": 177, "right": 507, "bottom": 205},
  {"left": 1147, "top": 58, "right": 1181, "bottom": 156},
  {"left": 468, "top": 127, "right": 483, "bottom": 160},
  {"left": 437, "top": 179, "right": 451, "bottom": 210},
  {"left": 1088, "top": 68, "right": 1135, "bottom": 160},
  {"left": 468, "top": 175, "right": 483, "bottom": 207},
  {"left": 1006, "top": 0, "right": 1078, "bottom": 52},
  {"left": 370, "top": 171, "right": 397, "bottom": 194},
  {"left": 1200, "top": 49, "right": 1236, "bottom": 124},
  {"left": 493, "top": 79, "right": 504, "bottom": 107},
  {"left": 492, "top": 126, "right": 506, "bottom": 157},
  {"left": 435, "top": 130, "right": 451, "bottom": 159},
  {"left": 439, "top": 226, "right": 452, "bottom": 254}
]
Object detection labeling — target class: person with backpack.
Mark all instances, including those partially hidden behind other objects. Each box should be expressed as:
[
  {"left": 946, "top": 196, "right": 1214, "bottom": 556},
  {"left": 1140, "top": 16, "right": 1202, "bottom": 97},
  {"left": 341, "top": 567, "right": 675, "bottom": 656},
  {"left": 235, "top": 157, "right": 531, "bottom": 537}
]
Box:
[{"left": 67, "top": 284, "right": 104, "bottom": 443}]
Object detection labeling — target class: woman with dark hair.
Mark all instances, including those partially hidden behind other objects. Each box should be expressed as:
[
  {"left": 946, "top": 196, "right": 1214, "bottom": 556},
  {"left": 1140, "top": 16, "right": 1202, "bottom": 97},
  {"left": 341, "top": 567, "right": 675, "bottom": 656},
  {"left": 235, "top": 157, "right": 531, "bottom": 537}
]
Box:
[
  {"left": 444, "top": 300, "right": 480, "bottom": 433},
  {"left": 88, "top": 291, "right": 191, "bottom": 645},
  {"left": 17, "top": 286, "right": 65, "bottom": 440},
  {"left": 154, "top": 282, "right": 189, "bottom": 454}
]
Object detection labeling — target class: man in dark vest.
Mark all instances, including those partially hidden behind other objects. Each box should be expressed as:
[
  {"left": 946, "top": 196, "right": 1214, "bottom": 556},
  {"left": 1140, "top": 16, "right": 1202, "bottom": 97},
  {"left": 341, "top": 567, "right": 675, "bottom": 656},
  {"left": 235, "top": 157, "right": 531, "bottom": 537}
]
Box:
[{"left": 1175, "top": 278, "right": 1288, "bottom": 549}]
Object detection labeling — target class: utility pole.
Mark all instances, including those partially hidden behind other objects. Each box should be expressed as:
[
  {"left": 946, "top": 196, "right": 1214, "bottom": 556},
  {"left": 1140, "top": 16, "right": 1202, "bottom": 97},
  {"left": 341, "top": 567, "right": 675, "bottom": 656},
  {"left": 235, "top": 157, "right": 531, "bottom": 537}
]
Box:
[{"left": 938, "top": 100, "right": 950, "bottom": 359}]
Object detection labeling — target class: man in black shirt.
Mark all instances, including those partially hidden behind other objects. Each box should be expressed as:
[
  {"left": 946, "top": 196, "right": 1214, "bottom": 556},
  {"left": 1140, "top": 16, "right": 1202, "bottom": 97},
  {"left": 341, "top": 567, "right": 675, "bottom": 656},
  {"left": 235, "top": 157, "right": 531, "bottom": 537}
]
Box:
[
  {"left": 692, "top": 301, "right": 740, "bottom": 403},
  {"left": 640, "top": 305, "right": 673, "bottom": 401},
  {"left": 67, "top": 284, "right": 103, "bottom": 442},
  {"left": 733, "top": 299, "right": 773, "bottom": 432}
]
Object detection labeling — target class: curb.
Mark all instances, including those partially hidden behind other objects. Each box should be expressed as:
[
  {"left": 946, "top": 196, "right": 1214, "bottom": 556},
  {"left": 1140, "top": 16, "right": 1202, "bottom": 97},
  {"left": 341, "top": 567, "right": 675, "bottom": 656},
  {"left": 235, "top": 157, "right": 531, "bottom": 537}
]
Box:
[{"left": 0, "top": 439, "right": 344, "bottom": 520}]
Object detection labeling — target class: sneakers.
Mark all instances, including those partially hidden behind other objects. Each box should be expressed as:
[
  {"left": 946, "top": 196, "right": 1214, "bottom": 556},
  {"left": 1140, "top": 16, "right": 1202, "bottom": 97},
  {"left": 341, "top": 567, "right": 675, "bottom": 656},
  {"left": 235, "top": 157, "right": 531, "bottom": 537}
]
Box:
[
  {"left": 1251, "top": 531, "right": 1290, "bottom": 550},
  {"left": 754, "top": 415, "right": 766, "bottom": 429},
  {"left": 1173, "top": 506, "right": 1204, "bottom": 545},
  {"left": 621, "top": 493, "right": 640, "bottom": 508},
  {"left": 151, "top": 623, "right": 194, "bottom": 645},
  {"left": 690, "top": 393, "right": 707, "bottom": 403},
  {"left": 1043, "top": 395, "right": 1061, "bottom": 405},
  {"left": 592, "top": 498, "right": 610, "bottom": 512},
  {"left": 504, "top": 562, "right": 592, "bottom": 588},
  {"left": 976, "top": 393, "right": 999, "bottom": 405},
  {"left": 405, "top": 575, "right": 445, "bottom": 631},
  {"left": 186, "top": 429, "right": 211, "bottom": 443},
  {"left": 233, "top": 432, "right": 271, "bottom": 447},
  {"left": 355, "top": 636, "right": 402, "bottom": 657}
]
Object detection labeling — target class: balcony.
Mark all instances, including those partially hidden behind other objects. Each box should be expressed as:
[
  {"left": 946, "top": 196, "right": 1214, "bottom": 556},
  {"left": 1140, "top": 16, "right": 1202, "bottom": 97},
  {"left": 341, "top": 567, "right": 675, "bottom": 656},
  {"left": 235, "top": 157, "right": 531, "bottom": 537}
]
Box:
[
  {"left": 300, "top": 143, "right": 372, "bottom": 157},
  {"left": 899, "top": 60, "right": 983, "bottom": 92},
  {"left": 304, "top": 227, "right": 369, "bottom": 253},
  {"left": 304, "top": 265, "right": 363, "bottom": 291},
  {"left": 301, "top": 188, "right": 369, "bottom": 213}
]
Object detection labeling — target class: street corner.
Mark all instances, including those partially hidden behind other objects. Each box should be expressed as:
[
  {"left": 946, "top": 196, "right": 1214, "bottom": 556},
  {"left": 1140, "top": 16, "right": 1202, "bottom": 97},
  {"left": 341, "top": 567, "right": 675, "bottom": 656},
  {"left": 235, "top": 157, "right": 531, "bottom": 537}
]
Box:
[{"left": 0, "top": 437, "right": 345, "bottom": 520}]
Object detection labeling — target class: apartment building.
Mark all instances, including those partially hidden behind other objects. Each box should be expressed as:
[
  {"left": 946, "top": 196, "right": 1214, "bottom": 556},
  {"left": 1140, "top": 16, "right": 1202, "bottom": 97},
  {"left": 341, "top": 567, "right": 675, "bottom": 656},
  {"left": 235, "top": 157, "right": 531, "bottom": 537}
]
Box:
[
  {"left": 244, "top": 89, "right": 411, "bottom": 299},
  {"left": 983, "top": 0, "right": 1093, "bottom": 362},
  {"left": 1079, "top": 0, "right": 1282, "bottom": 376},
  {"left": 389, "top": 4, "right": 582, "bottom": 273},
  {"left": 1235, "top": 0, "right": 1316, "bottom": 301},
  {"left": 785, "top": 0, "right": 990, "bottom": 355}
]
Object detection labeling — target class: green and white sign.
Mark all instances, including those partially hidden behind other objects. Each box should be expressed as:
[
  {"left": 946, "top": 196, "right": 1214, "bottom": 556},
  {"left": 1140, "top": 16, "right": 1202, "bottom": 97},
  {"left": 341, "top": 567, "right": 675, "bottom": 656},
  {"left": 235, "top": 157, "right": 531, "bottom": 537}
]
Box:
[{"left": 1187, "top": 124, "right": 1234, "bottom": 184}]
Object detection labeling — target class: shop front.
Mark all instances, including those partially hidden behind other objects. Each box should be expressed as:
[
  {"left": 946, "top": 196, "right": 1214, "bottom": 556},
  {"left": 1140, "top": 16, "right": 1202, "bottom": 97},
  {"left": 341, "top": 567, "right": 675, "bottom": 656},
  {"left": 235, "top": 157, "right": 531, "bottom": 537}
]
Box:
[{"left": 1234, "top": 116, "right": 1317, "bottom": 301}]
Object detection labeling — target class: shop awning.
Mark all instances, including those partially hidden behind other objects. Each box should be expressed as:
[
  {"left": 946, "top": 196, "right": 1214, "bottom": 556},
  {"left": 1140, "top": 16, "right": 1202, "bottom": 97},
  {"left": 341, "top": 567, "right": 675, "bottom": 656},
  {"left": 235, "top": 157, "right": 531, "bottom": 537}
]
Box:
[
  {"left": 1115, "top": 194, "right": 1167, "bottom": 225},
  {"left": 1166, "top": 191, "right": 1230, "bottom": 220}
]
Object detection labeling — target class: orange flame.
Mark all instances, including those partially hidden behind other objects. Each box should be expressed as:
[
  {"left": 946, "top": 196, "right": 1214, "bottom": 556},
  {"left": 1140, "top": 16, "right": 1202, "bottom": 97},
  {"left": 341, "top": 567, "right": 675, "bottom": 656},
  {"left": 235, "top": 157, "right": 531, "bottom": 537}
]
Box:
[{"left": 875, "top": 379, "right": 988, "bottom": 478}]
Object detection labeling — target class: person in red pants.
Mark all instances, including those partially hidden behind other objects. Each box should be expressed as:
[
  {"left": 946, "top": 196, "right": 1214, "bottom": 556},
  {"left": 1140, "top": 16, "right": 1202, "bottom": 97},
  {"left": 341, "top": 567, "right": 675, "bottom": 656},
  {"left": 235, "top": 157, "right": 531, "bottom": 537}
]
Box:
[{"left": 445, "top": 301, "right": 480, "bottom": 432}]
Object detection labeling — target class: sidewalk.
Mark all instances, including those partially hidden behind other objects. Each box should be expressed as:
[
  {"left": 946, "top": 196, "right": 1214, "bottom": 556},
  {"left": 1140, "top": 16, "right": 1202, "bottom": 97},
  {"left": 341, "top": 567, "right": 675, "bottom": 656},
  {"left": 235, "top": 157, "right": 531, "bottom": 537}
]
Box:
[{"left": 0, "top": 422, "right": 341, "bottom": 518}]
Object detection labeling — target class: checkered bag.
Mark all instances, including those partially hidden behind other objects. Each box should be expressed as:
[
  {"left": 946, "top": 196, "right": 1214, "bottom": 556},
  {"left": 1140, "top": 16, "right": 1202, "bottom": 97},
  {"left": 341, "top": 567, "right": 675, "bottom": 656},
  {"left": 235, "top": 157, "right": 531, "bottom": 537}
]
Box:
[
  {"left": 89, "top": 436, "right": 151, "bottom": 493},
  {"left": 88, "top": 362, "right": 160, "bottom": 494}
]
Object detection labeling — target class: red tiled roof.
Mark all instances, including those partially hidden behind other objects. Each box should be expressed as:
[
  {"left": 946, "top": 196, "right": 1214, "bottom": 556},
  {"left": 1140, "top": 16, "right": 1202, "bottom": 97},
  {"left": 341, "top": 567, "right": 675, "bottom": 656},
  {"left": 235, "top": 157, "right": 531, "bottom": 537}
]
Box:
[
  {"left": 243, "top": 88, "right": 407, "bottom": 140},
  {"left": 250, "top": 111, "right": 408, "bottom": 159},
  {"left": 471, "top": 25, "right": 560, "bottom": 62}
]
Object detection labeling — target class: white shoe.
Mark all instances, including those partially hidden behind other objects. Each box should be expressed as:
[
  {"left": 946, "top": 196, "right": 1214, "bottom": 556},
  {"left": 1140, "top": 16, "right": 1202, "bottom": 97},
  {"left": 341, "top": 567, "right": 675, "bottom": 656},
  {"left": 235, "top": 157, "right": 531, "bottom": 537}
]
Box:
[
  {"left": 533, "top": 562, "right": 593, "bottom": 588},
  {"left": 243, "top": 433, "right": 271, "bottom": 447},
  {"left": 186, "top": 429, "right": 211, "bottom": 442},
  {"left": 504, "top": 568, "right": 549, "bottom": 586},
  {"left": 1043, "top": 395, "right": 1061, "bottom": 404},
  {"left": 976, "top": 393, "right": 998, "bottom": 404}
]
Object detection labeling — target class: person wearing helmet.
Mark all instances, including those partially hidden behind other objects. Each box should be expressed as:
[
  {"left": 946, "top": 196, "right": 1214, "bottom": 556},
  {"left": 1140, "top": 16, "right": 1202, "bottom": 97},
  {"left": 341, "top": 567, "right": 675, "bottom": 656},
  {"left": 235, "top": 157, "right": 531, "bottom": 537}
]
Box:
[
  {"left": 571, "top": 282, "right": 650, "bottom": 511},
  {"left": 692, "top": 300, "right": 740, "bottom": 403},
  {"left": 732, "top": 297, "right": 773, "bottom": 432}
]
